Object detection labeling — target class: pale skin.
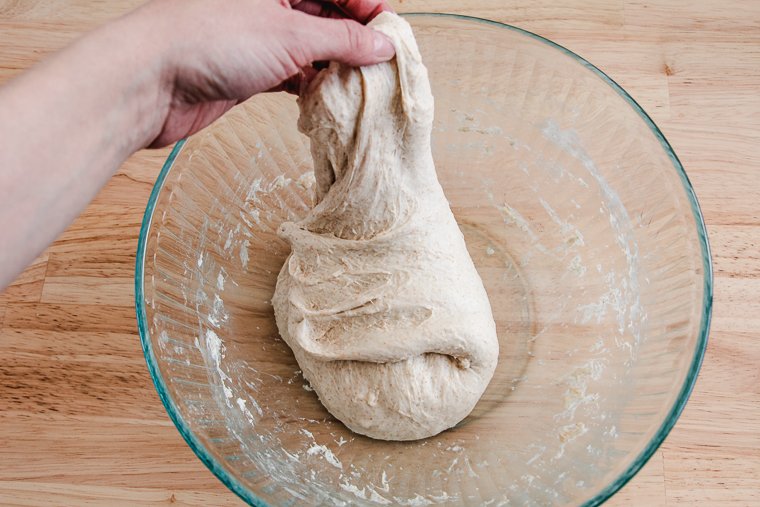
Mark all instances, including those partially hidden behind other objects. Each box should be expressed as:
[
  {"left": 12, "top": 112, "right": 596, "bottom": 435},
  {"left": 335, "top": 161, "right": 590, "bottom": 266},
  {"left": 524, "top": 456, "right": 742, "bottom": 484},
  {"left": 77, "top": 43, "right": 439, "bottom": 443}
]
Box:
[{"left": 0, "top": 0, "right": 395, "bottom": 290}]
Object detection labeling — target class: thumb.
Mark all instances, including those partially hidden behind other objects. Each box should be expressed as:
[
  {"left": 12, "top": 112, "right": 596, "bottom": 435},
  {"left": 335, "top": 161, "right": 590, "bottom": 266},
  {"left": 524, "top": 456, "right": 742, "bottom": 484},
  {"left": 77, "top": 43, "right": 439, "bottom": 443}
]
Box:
[{"left": 296, "top": 13, "right": 395, "bottom": 67}]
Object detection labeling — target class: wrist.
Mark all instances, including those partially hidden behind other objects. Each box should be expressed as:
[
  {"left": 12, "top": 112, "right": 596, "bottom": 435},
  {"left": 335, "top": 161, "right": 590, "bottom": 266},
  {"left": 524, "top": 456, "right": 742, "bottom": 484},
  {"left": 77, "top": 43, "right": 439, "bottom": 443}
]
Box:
[{"left": 94, "top": 2, "right": 177, "bottom": 152}]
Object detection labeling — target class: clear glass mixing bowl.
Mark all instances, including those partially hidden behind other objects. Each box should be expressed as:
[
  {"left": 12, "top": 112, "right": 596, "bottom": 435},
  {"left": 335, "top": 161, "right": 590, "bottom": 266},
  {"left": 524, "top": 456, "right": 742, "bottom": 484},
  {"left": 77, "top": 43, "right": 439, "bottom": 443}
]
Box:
[{"left": 136, "top": 13, "right": 711, "bottom": 507}]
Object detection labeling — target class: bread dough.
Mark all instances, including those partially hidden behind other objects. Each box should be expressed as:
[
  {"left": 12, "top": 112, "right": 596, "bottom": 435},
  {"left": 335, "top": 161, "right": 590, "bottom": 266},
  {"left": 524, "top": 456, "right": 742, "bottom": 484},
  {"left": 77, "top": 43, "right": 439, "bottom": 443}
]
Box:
[{"left": 272, "top": 12, "right": 498, "bottom": 441}]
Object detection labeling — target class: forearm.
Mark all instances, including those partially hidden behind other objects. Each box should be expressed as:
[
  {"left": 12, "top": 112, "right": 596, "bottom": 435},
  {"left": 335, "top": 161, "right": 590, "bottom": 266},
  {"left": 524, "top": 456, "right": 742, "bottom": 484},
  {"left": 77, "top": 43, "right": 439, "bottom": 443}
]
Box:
[{"left": 0, "top": 5, "right": 170, "bottom": 288}]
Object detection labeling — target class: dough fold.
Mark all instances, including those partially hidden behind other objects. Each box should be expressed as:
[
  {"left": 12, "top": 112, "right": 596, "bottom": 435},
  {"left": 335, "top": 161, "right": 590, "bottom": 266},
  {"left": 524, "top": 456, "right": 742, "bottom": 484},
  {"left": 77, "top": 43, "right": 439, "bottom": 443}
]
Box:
[{"left": 272, "top": 12, "right": 499, "bottom": 441}]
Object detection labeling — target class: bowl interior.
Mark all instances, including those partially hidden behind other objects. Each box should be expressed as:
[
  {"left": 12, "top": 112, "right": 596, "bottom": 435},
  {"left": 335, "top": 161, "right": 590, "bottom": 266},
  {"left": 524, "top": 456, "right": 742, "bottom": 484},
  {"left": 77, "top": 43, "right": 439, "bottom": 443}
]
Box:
[{"left": 137, "top": 14, "right": 710, "bottom": 507}]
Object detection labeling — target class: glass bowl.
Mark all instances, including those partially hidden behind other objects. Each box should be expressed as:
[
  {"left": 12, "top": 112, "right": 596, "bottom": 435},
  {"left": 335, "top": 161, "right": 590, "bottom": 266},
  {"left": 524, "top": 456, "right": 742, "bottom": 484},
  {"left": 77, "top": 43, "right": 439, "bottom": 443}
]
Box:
[{"left": 136, "top": 13, "right": 711, "bottom": 507}]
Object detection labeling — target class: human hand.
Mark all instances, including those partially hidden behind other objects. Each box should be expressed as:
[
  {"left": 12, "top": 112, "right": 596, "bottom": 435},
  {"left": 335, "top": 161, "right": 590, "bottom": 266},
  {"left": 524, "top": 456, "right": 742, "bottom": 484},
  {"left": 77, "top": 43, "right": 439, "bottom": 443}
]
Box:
[
  {"left": 0, "top": 0, "right": 397, "bottom": 289},
  {"left": 139, "top": 0, "right": 395, "bottom": 147}
]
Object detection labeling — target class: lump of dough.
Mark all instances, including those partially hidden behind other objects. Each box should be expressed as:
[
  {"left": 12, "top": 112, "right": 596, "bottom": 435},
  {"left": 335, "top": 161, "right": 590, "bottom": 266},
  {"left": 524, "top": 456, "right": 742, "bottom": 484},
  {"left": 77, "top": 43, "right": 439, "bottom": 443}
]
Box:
[{"left": 272, "top": 12, "right": 498, "bottom": 441}]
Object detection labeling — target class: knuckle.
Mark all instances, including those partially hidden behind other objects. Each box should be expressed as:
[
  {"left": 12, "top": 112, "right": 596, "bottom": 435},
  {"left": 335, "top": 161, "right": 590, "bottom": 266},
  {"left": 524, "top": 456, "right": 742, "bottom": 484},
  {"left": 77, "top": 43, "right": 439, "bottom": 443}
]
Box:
[{"left": 340, "top": 19, "right": 372, "bottom": 55}]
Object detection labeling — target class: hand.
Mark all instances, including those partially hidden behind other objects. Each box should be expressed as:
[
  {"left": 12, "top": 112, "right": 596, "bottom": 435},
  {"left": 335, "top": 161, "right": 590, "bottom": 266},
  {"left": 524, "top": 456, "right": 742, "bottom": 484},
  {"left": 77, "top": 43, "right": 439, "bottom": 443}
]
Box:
[
  {"left": 143, "top": 0, "right": 396, "bottom": 147},
  {"left": 0, "top": 0, "right": 395, "bottom": 290}
]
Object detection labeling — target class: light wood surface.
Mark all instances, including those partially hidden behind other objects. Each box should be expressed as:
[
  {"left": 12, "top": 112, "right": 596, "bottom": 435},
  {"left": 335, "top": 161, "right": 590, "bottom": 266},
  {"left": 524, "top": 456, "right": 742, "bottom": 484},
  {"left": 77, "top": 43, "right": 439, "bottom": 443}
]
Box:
[{"left": 1, "top": 0, "right": 758, "bottom": 505}]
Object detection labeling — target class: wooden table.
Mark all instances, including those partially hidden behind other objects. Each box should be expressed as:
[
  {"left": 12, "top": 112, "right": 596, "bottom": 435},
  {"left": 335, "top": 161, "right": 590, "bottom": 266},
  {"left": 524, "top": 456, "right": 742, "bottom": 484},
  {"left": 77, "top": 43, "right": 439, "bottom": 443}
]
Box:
[{"left": 1, "top": 1, "right": 758, "bottom": 505}]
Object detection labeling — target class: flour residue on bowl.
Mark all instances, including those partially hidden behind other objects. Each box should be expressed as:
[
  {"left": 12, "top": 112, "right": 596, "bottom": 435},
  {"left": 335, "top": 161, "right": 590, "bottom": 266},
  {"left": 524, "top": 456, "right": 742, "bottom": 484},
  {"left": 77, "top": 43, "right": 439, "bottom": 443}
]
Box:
[
  {"left": 464, "top": 114, "right": 647, "bottom": 499},
  {"left": 541, "top": 119, "right": 644, "bottom": 351},
  {"left": 196, "top": 329, "right": 234, "bottom": 402}
]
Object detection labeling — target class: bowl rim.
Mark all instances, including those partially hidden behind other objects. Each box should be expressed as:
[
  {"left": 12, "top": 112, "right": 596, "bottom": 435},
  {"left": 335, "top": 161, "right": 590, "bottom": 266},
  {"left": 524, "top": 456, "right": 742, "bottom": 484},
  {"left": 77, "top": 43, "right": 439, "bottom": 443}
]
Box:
[{"left": 135, "top": 12, "right": 712, "bottom": 507}]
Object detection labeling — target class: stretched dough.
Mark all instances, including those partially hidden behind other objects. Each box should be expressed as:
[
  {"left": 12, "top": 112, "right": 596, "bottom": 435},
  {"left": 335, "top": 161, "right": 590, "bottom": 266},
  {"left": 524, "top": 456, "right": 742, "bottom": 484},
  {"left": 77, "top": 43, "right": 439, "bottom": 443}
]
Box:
[{"left": 272, "top": 12, "right": 498, "bottom": 441}]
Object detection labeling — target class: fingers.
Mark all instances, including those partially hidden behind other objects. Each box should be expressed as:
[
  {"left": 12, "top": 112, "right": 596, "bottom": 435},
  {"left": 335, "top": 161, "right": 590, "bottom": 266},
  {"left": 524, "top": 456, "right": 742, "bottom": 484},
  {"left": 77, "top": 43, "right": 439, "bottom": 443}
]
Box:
[
  {"left": 297, "top": 12, "right": 395, "bottom": 67},
  {"left": 324, "top": 0, "right": 394, "bottom": 23},
  {"left": 291, "top": 0, "right": 393, "bottom": 23},
  {"left": 290, "top": 0, "right": 344, "bottom": 19}
]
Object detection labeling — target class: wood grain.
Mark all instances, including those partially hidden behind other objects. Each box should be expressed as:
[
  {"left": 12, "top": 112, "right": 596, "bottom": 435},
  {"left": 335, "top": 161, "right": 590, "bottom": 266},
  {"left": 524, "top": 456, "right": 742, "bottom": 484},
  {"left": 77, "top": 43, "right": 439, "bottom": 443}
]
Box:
[{"left": 1, "top": 0, "right": 759, "bottom": 505}]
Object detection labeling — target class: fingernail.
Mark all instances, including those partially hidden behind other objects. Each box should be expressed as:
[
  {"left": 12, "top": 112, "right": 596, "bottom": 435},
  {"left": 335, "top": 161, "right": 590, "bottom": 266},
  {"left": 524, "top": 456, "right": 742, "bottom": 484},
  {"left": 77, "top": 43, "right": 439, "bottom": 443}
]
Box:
[{"left": 373, "top": 31, "right": 395, "bottom": 60}]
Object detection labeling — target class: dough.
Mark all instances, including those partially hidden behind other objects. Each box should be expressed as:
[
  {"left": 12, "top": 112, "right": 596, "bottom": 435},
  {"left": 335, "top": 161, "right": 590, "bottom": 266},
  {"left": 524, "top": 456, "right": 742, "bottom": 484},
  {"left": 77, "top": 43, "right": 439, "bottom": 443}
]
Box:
[{"left": 272, "top": 12, "right": 498, "bottom": 441}]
